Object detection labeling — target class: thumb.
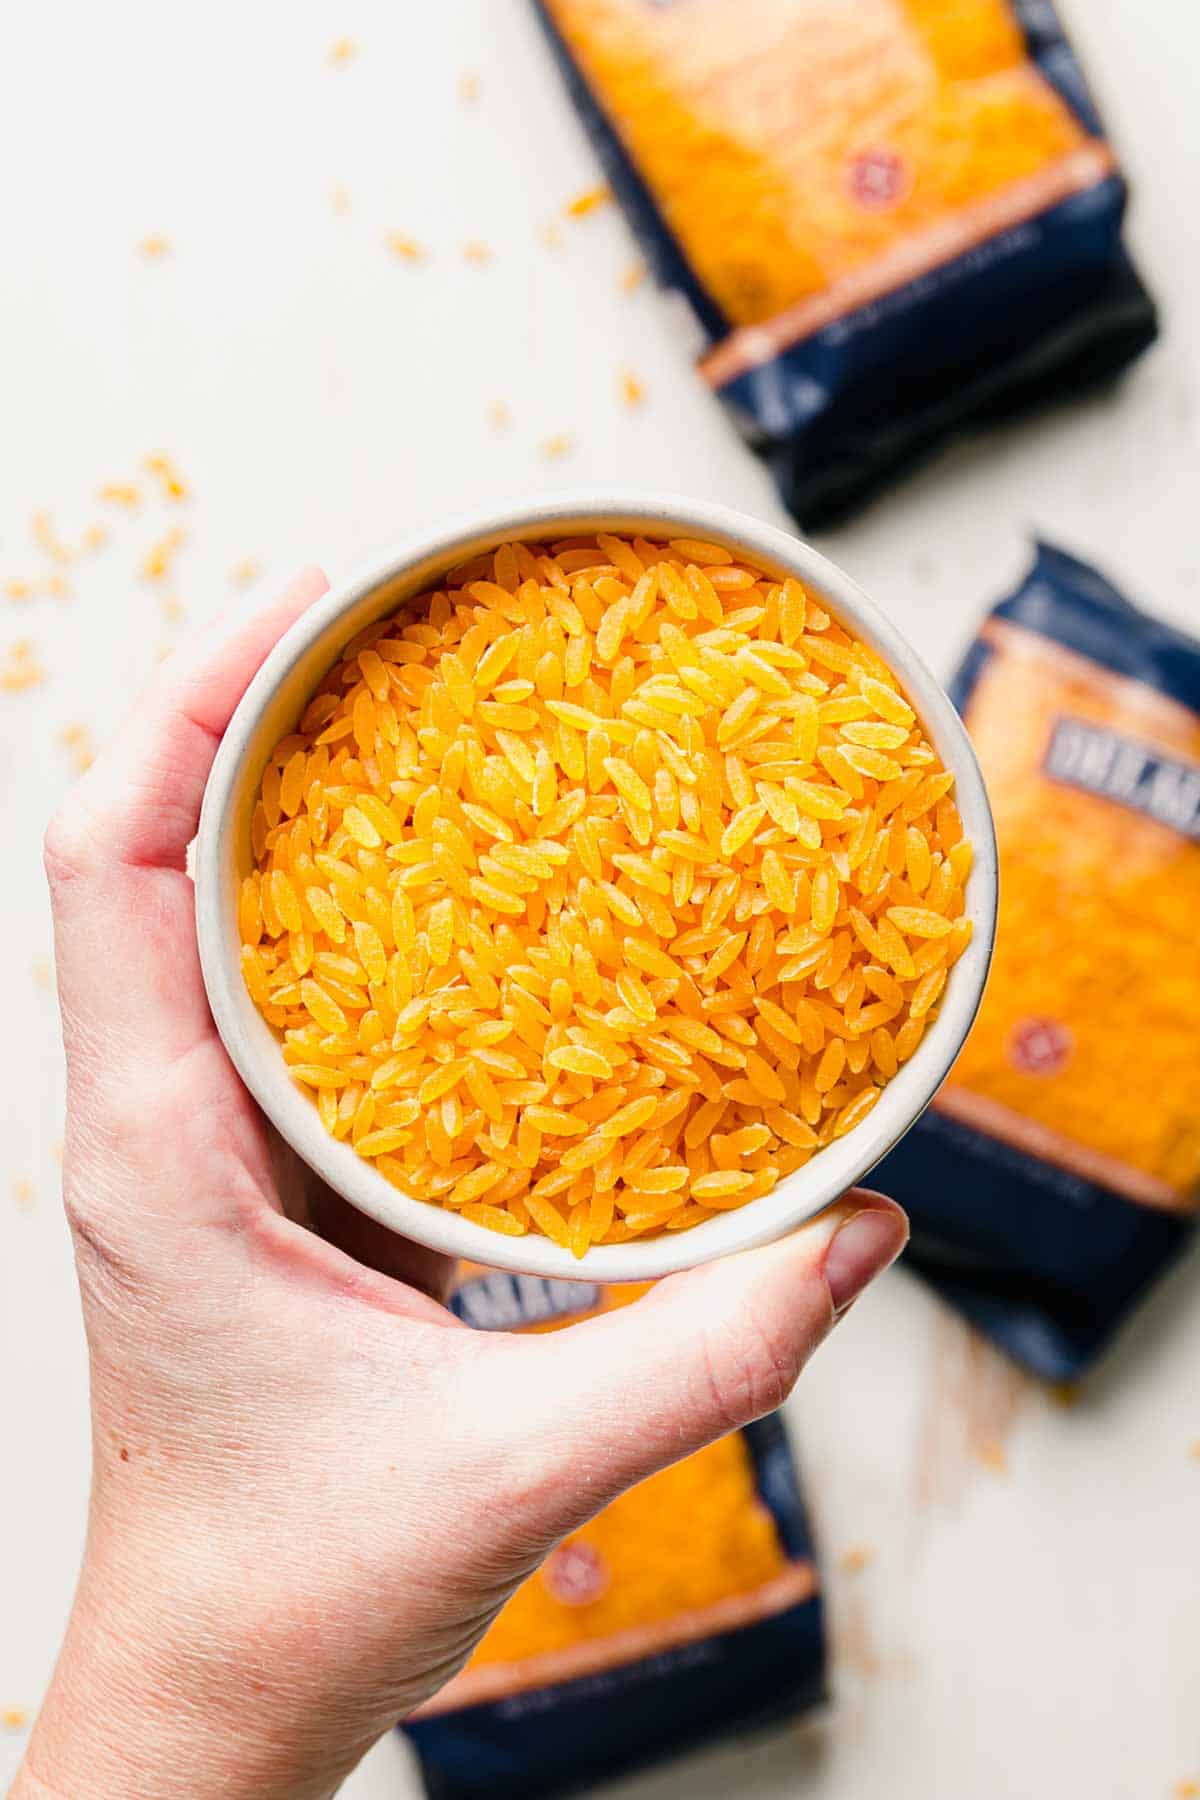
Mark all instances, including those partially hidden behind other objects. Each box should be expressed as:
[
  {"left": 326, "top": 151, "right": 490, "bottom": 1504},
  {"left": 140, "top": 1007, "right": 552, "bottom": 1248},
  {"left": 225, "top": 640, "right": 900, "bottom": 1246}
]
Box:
[{"left": 471, "top": 1192, "right": 906, "bottom": 1552}]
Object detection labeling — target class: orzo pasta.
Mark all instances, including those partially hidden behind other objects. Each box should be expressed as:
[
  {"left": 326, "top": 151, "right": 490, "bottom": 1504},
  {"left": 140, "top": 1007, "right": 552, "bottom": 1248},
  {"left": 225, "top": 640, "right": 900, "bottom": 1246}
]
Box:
[
  {"left": 534, "top": 0, "right": 1156, "bottom": 525},
  {"left": 240, "top": 532, "right": 970, "bottom": 1253},
  {"left": 879, "top": 544, "right": 1200, "bottom": 1379}
]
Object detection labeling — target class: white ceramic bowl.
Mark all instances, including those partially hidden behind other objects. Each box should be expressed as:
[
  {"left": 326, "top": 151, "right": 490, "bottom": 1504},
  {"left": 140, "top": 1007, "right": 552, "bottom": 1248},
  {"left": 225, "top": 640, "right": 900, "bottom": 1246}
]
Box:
[{"left": 196, "top": 492, "right": 997, "bottom": 1282}]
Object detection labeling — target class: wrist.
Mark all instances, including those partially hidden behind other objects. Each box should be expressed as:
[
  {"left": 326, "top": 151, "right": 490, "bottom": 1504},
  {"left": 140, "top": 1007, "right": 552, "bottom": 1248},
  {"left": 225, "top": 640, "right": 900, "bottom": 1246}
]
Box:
[{"left": 15, "top": 1539, "right": 377, "bottom": 1800}]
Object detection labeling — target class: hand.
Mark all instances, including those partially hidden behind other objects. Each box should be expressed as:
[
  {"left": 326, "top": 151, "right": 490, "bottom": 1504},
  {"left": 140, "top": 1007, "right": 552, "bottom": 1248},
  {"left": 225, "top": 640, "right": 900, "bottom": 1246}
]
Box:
[{"left": 16, "top": 570, "right": 908, "bottom": 1800}]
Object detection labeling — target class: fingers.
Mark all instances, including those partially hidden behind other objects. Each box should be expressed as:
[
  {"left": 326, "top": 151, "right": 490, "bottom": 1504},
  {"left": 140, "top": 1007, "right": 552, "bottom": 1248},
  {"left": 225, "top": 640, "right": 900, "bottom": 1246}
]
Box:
[
  {"left": 45, "top": 570, "right": 328, "bottom": 1072},
  {"left": 474, "top": 1193, "right": 908, "bottom": 1549}
]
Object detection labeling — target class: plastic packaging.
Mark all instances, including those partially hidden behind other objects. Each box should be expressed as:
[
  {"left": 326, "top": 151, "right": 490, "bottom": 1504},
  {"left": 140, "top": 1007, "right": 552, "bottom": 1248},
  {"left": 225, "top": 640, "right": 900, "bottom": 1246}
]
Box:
[
  {"left": 879, "top": 544, "right": 1200, "bottom": 1379},
  {"left": 535, "top": 0, "right": 1157, "bottom": 525},
  {"left": 401, "top": 1268, "right": 825, "bottom": 1797}
]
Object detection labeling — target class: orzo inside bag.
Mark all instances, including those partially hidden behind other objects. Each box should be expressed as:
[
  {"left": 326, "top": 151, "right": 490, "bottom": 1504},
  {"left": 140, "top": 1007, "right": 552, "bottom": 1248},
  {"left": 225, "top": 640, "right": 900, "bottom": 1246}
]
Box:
[
  {"left": 401, "top": 1269, "right": 824, "bottom": 1798},
  {"left": 878, "top": 544, "right": 1200, "bottom": 1380},
  {"left": 534, "top": 0, "right": 1157, "bottom": 525}
]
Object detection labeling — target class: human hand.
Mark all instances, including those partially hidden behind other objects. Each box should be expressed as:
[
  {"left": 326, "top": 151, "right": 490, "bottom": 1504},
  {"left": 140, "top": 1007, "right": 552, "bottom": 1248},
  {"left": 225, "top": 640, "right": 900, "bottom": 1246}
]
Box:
[{"left": 16, "top": 570, "right": 908, "bottom": 1800}]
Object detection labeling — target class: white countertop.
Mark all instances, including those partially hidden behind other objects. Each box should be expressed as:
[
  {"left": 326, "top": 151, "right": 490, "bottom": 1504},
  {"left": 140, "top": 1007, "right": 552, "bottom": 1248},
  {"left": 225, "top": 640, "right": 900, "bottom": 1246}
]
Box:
[{"left": 3, "top": 2, "right": 1199, "bottom": 1795}]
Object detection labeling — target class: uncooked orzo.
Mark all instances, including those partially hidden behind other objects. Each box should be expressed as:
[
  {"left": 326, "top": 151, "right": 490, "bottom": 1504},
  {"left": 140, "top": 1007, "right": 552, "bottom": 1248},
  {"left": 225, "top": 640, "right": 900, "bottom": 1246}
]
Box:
[
  {"left": 534, "top": 1, "right": 1157, "bottom": 528},
  {"left": 240, "top": 533, "right": 971, "bottom": 1253}
]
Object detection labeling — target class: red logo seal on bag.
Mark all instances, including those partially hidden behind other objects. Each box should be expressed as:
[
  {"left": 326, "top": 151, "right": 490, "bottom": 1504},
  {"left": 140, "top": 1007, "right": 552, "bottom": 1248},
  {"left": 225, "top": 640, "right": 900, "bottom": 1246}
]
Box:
[
  {"left": 543, "top": 1541, "right": 609, "bottom": 1606},
  {"left": 1008, "top": 1017, "right": 1073, "bottom": 1076},
  {"left": 848, "top": 147, "right": 909, "bottom": 209}
]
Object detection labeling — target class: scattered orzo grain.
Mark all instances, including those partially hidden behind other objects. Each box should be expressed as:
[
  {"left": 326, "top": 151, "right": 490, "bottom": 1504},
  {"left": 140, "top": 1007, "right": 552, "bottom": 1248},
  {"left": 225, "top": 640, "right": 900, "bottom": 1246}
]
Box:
[
  {"left": 139, "top": 527, "right": 186, "bottom": 583},
  {"left": 12, "top": 572, "right": 71, "bottom": 601},
  {"left": 242, "top": 533, "right": 969, "bottom": 1253},
  {"left": 138, "top": 235, "right": 171, "bottom": 259},
  {"left": 386, "top": 233, "right": 427, "bottom": 263},
  {"left": 58, "top": 723, "right": 95, "bottom": 773},
  {"left": 540, "top": 435, "right": 573, "bottom": 460},
  {"left": 31, "top": 510, "right": 71, "bottom": 565},
  {"left": 144, "top": 451, "right": 189, "bottom": 502},
  {"left": 462, "top": 240, "right": 492, "bottom": 265},
  {"left": 565, "top": 183, "right": 611, "bottom": 218},
  {"left": 97, "top": 482, "right": 140, "bottom": 508},
  {"left": 620, "top": 367, "right": 646, "bottom": 408},
  {"left": 1, "top": 641, "right": 45, "bottom": 693},
  {"left": 327, "top": 36, "right": 357, "bottom": 65}
]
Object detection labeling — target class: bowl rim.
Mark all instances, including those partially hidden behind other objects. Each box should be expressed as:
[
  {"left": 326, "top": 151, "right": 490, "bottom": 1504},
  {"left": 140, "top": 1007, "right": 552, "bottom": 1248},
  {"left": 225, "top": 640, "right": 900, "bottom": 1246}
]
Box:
[{"left": 196, "top": 489, "right": 998, "bottom": 1281}]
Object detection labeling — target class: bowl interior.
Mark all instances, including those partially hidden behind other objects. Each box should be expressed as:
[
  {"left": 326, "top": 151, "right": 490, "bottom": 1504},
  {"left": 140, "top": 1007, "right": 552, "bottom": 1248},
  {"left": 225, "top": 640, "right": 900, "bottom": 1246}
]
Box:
[{"left": 197, "top": 494, "right": 997, "bottom": 1282}]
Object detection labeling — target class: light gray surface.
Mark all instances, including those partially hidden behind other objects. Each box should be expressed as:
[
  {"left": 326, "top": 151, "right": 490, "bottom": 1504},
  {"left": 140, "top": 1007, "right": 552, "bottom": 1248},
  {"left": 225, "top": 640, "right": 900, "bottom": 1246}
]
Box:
[{"left": 2, "top": 2, "right": 1199, "bottom": 1796}]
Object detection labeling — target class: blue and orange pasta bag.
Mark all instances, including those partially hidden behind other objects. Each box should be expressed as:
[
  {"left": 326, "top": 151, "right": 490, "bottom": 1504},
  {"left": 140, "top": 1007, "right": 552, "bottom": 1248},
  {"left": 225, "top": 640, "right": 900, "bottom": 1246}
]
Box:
[
  {"left": 401, "top": 1269, "right": 824, "bottom": 1797},
  {"left": 535, "top": 0, "right": 1156, "bottom": 524},
  {"left": 880, "top": 545, "right": 1200, "bottom": 1379}
]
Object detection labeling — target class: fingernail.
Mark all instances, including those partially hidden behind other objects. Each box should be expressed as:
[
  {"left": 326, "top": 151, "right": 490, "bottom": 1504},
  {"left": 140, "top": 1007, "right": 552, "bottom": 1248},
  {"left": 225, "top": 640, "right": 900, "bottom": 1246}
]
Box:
[{"left": 824, "top": 1208, "right": 907, "bottom": 1315}]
